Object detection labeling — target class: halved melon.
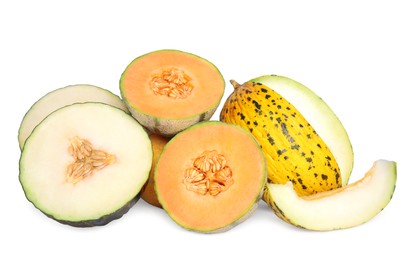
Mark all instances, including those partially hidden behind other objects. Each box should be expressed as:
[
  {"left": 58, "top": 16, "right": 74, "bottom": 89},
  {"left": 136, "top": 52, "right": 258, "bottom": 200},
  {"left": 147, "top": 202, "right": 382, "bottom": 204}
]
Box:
[
  {"left": 140, "top": 134, "right": 170, "bottom": 208},
  {"left": 264, "top": 160, "right": 397, "bottom": 231},
  {"left": 120, "top": 49, "right": 225, "bottom": 136},
  {"left": 18, "top": 84, "right": 128, "bottom": 150},
  {"left": 154, "top": 121, "right": 267, "bottom": 233},
  {"left": 19, "top": 103, "right": 152, "bottom": 227}
]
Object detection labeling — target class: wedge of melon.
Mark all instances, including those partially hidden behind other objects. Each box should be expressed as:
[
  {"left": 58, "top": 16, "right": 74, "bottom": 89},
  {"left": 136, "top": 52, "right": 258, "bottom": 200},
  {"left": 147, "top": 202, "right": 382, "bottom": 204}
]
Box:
[
  {"left": 264, "top": 160, "right": 397, "bottom": 231},
  {"left": 154, "top": 121, "right": 267, "bottom": 233},
  {"left": 19, "top": 103, "right": 152, "bottom": 227},
  {"left": 18, "top": 84, "right": 128, "bottom": 150},
  {"left": 120, "top": 49, "right": 225, "bottom": 136}
]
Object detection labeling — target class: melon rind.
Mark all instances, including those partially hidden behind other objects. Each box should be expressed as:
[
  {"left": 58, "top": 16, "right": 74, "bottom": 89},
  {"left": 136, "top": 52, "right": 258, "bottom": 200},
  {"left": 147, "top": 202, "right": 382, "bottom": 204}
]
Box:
[
  {"left": 119, "top": 49, "right": 225, "bottom": 137},
  {"left": 249, "top": 75, "right": 354, "bottom": 185},
  {"left": 19, "top": 102, "right": 152, "bottom": 227},
  {"left": 18, "top": 84, "right": 128, "bottom": 150},
  {"left": 266, "top": 160, "right": 396, "bottom": 231}
]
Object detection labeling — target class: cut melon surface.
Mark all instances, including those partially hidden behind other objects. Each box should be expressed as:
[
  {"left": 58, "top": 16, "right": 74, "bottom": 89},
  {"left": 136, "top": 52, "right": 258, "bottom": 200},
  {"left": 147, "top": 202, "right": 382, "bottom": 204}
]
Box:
[
  {"left": 120, "top": 49, "right": 225, "bottom": 136},
  {"left": 265, "top": 160, "right": 397, "bottom": 231},
  {"left": 249, "top": 75, "right": 354, "bottom": 185},
  {"left": 19, "top": 103, "right": 152, "bottom": 227},
  {"left": 18, "top": 84, "right": 128, "bottom": 150},
  {"left": 154, "top": 121, "right": 267, "bottom": 233}
]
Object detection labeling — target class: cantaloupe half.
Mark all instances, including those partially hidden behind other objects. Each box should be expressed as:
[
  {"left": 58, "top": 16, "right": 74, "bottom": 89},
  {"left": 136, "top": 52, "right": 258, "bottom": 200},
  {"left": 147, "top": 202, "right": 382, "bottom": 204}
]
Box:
[
  {"left": 119, "top": 49, "right": 225, "bottom": 136},
  {"left": 18, "top": 84, "right": 128, "bottom": 150},
  {"left": 264, "top": 160, "right": 397, "bottom": 231},
  {"left": 19, "top": 103, "right": 152, "bottom": 227},
  {"left": 154, "top": 121, "right": 267, "bottom": 233}
]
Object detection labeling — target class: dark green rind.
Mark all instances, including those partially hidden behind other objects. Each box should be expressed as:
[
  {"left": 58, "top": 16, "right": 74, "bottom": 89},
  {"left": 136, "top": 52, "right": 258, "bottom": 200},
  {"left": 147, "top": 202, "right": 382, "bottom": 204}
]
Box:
[{"left": 19, "top": 173, "right": 140, "bottom": 227}]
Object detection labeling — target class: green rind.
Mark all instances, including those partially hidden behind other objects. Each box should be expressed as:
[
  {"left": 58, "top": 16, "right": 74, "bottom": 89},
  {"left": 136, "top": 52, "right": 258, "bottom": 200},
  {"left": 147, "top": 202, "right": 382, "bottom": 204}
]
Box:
[
  {"left": 19, "top": 102, "right": 152, "bottom": 227},
  {"left": 154, "top": 121, "right": 267, "bottom": 233},
  {"left": 18, "top": 84, "right": 128, "bottom": 150},
  {"left": 119, "top": 49, "right": 225, "bottom": 137},
  {"left": 249, "top": 75, "right": 354, "bottom": 185}
]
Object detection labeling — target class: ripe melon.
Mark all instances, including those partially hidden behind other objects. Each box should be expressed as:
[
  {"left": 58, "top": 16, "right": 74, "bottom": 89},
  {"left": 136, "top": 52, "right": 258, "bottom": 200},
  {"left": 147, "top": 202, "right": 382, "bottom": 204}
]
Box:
[
  {"left": 140, "top": 134, "right": 170, "bottom": 208},
  {"left": 18, "top": 84, "right": 128, "bottom": 150},
  {"left": 154, "top": 121, "right": 266, "bottom": 233},
  {"left": 19, "top": 103, "right": 152, "bottom": 227},
  {"left": 264, "top": 160, "right": 397, "bottom": 230},
  {"left": 119, "top": 49, "right": 225, "bottom": 137},
  {"left": 220, "top": 75, "right": 353, "bottom": 196}
]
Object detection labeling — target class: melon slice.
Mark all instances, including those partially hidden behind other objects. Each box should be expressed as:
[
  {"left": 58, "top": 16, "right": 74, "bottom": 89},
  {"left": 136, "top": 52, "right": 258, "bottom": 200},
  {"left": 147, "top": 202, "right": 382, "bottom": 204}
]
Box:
[
  {"left": 18, "top": 84, "right": 128, "bottom": 150},
  {"left": 154, "top": 121, "right": 267, "bottom": 233},
  {"left": 264, "top": 160, "right": 397, "bottom": 231},
  {"left": 120, "top": 49, "right": 225, "bottom": 136},
  {"left": 19, "top": 103, "right": 152, "bottom": 227}
]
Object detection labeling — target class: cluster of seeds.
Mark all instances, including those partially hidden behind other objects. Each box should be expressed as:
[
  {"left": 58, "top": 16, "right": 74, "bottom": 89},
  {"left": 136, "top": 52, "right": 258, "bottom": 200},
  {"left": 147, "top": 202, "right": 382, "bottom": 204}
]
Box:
[
  {"left": 150, "top": 67, "right": 193, "bottom": 99},
  {"left": 183, "top": 150, "right": 234, "bottom": 196},
  {"left": 66, "top": 136, "right": 115, "bottom": 184}
]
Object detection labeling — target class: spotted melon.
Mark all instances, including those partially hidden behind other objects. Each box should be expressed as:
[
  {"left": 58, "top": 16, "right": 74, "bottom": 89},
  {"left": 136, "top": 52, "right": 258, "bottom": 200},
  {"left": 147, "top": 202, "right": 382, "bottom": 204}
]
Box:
[
  {"left": 120, "top": 49, "right": 225, "bottom": 137},
  {"left": 220, "top": 75, "right": 353, "bottom": 196},
  {"left": 154, "top": 121, "right": 266, "bottom": 233},
  {"left": 18, "top": 84, "right": 128, "bottom": 150}
]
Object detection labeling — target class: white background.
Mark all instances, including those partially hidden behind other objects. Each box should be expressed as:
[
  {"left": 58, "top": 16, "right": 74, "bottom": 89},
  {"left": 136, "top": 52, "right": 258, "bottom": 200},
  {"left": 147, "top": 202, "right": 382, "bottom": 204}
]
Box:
[{"left": 1, "top": 0, "right": 414, "bottom": 259}]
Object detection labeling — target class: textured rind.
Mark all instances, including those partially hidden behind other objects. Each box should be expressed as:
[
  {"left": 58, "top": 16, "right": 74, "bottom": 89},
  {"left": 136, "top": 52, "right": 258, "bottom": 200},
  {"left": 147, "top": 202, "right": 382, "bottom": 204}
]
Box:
[
  {"left": 119, "top": 49, "right": 225, "bottom": 137},
  {"left": 126, "top": 102, "right": 214, "bottom": 137},
  {"left": 220, "top": 78, "right": 344, "bottom": 196}
]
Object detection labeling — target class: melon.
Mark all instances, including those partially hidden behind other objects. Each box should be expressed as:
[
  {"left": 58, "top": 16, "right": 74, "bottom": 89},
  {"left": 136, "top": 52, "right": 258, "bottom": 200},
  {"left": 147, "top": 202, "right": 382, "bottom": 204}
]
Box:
[
  {"left": 220, "top": 75, "right": 353, "bottom": 196},
  {"left": 19, "top": 103, "right": 152, "bottom": 227},
  {"left": 18, "top": 84, "right": 128, "bottom": 150},
  {"left": 264, "top": 160, "right": 397, "bottom": 230},
  {"left": 154, "top": 121, "right": 266, "bottom": 233},
  {"left": 140, "top": 134, "right": 170, "bottom": 208},
  {"left": 119, "top": 49, "right": 225, "bottom": 137}
]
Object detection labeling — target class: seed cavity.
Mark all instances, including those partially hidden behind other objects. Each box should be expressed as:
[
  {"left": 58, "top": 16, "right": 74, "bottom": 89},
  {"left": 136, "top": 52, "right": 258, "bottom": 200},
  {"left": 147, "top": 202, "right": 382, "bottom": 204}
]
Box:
[
  {"left": 66, "top": 136, "right": 116, "bottom": 184},
  {"left": 150, "top": 67, "right": 193, "bottom": 99},
  {"left": 183, "top": 150, "right": 234, "bottom": 196}
]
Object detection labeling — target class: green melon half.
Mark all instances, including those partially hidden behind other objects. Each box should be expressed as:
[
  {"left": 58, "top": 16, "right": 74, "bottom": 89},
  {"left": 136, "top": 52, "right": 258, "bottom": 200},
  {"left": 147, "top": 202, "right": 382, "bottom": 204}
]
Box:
[
  {"left": 18, "top": 84, "right": 128, "bottom": 150},
  {"left": 19, "top": 103, "right": 152, "bottom": 227}
]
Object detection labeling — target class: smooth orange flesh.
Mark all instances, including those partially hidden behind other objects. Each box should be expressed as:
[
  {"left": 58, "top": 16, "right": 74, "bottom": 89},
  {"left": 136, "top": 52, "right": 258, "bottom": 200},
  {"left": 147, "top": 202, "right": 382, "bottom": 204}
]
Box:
[
  {"left": 155, "top": 122, "right": 266, "bottom": 231},
  {"left": 121, "top": 50, "right": 224, "bottom": 119}
]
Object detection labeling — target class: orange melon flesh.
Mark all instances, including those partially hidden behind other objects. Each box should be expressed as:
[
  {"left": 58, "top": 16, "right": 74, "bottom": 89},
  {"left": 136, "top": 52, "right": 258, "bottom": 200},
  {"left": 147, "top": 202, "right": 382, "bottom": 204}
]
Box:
[
  {"left": 155, "top": 121, "right": 266, "bottom": 233},
  {"left": 120, "top": 50, "right": 224, "bottom": 119}
]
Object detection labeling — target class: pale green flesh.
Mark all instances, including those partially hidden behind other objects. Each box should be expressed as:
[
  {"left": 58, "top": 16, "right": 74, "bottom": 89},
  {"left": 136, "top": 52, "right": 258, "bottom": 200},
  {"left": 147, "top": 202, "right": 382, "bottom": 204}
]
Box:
[
  {"left": 267, "top": 160, "right": 396, "bottom": 231},
  {"left": 249, "top": 75, "right": 354, "bottom": 186},
  {"left": 18, "top": 84, "right": 128, "bottom": 150},
  {"left": 19, "top": 103, "right": 152, "bottom": 223}
]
